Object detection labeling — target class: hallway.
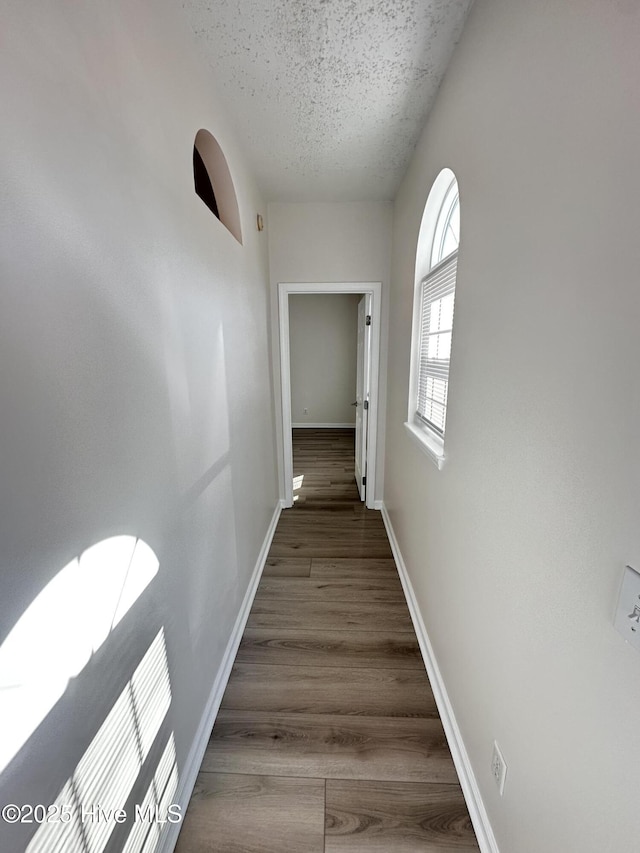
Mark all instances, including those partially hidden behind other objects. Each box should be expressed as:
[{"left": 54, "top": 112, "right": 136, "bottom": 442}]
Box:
[{"left": 175, "top": 430, "right": 479, "bottom": 852}]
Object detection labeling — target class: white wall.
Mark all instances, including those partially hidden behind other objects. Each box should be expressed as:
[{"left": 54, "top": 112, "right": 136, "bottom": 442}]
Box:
[
  {"left": 289, "top": 294, "right": 359, "bottom": 425},
  {"left": 383, "top": 1, "right": 640, "bottom": 851},
  {"left": 0, "top": 2, "right": 278, "bottom": 849},
  {"left": 268, "top": 202, "right": 392, "bottom": 499}
]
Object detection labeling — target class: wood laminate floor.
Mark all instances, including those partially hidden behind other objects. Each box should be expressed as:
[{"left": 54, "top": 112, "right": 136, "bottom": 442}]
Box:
[{"left": 175, "top": 429, "right": 479, "bottom": 853}]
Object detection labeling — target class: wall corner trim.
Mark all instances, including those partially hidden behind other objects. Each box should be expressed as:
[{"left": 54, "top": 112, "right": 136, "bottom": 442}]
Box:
[
  {"left": 380, "top": 503, "right": 500, "bottom": 853},
  {"left": 157, "top": 501, "right": 282, "bottom": 853}
]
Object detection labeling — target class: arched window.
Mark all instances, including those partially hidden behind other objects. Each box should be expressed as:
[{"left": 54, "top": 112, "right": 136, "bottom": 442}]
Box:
[
  {"left": 193, "top": 129, "right": 243, "bottom": 244},
  {"left": 431, "top": 176, "right": 460, "bottom": 268},
  {"left": 407, "top": 168, "right": 460, "bottom": 467}
]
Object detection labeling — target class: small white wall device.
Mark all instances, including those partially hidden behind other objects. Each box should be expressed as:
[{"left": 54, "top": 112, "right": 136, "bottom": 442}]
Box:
[{"left": 614, "top": 565, "right": 640, "bottom": 652}]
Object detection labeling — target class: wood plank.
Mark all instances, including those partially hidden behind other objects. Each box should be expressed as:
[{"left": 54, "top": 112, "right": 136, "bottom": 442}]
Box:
[
  {"left": 268, "top": 540, "right": 394, "bottom": 559},
  {"left": 278, "top": 511, "right": 386, "bottom": 527},
  {"left": 292, "top": 502, "right": 369, "bottom": 514},
  {"left": 272, "top": 517, "right": 387, "bottom": 529},
  {"left": 271, "top": 533, "right": 391, "bottom": 547},
  {"left": 295, "top": 472, "right": 357, "bottom": 483},
  {"left": 291, "top": 490, "right": 360, "bottom": 503},
  {"left": 270, "top": 521, "right": 387, "bottom": 533},
  {"left": 270, "top": 532, "right": 390, "bottom": 547},
  {"left": 174, "top": 773, "right": 325, "bottom": 853},
  {"left": 325, "top": 780, "right": 480, "bottom": 852},
  {"left": 247, "top": 598, "right": 413, "bottom": 632},
  {"left": 203, "top": 711, "right": 458, "bottom": 783},
  {"left": 236, "top": 629, "right": 424, "bottom": 670},
  {"left": 263, "top": 557, "right": 312, "bottom": 577},
  {"left": 310, "top": 558, "right": 398, "bottom": 578},
  {"left": 220, "top": 663, "right": 439, "bottom": 717},
  {"left": 293, "top": 463, "right": 355, "bottom": 470},
  {"left": 254, "top": 576, "right": 405, "bottom": 603}
]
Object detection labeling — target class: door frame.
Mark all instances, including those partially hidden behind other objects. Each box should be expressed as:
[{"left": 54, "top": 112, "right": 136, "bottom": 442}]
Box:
[
  {"left": 277, "top": 281, "right": 382, "bottom": 509},
  {"left": 354, "top": 293, "right": 371, "bottom": 502}
]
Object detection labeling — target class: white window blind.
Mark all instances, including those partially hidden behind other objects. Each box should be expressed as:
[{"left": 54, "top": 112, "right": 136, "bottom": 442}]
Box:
[{"left": 416, "top": 250, "right": 458, "bottom": 435}]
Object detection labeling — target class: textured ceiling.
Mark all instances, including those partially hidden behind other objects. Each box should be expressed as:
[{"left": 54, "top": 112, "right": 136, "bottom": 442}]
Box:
[{"left": 182, "top": 0, "right": 474, "bottom": 201}]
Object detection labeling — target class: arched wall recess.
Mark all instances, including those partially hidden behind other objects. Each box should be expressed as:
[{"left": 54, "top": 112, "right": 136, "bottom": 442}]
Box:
[{"left": 193, "top": 128, "right": 243, "bottom": 244}]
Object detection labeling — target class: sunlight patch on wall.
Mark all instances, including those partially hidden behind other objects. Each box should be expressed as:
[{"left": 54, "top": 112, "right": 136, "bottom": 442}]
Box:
[
  {"left": 26, "top": 629, "right": 176, "bottom": 853},
  {"left": 121, "top": 735, "right": 179, "bottom": 853},
  {"left": 0, "top": 536, "right": 159, "bottom": 774}
]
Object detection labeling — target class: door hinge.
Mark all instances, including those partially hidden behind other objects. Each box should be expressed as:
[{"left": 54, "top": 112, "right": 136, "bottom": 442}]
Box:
[
  {"left": 365, "top": 315, "right": 371, "bottom": 326},
  {"left": 363, "top": 400, "right": 369, "bottom": 410},
  {"left": 362, "top": 476, "right": 366, "bottom": 486}
]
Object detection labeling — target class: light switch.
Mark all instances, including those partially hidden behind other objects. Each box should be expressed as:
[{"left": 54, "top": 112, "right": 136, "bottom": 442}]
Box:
[{"left": 614, "top": 565, "right": 640, "bottom": 652}]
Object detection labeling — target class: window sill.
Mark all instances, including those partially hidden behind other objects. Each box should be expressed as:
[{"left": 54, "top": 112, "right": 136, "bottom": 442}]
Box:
[{"left": 404, "top": 421, "right": 446, "bottom": 470}]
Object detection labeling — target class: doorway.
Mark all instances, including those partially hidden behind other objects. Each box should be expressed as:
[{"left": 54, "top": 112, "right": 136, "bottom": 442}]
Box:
[{"left": 277, "top": 282, "right": 382, "bottom": 509}]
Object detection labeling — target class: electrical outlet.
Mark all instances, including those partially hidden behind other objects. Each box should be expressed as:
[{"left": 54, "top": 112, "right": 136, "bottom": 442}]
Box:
[
  {"left": 491, "top": 741, "right": 507, "bottom": 795},
  {"left": 303, "top": 407, "right": 308, "bottom": 415},
  {"left": 614, "top": 565, "right": 640, "bottom": 652}
]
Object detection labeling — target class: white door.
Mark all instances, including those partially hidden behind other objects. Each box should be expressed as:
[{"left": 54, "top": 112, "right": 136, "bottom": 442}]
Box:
[{"left": 354, "top": 295, "right": 371, "bottom": 501}]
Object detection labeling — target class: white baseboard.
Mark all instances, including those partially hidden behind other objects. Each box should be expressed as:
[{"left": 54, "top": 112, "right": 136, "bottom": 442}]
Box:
[
  {"left": 158, "top": 502, "right": 282, "bottom": 853},
  {"left": 291, "top": 422, "right": 355, "bottom": 429},
  {"left": 380, "top": 504, "right": 499, "bottom": 853},
  {"left": 372, "top": 499, "right": 384, "bottom": 511}
]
